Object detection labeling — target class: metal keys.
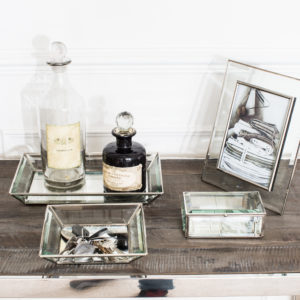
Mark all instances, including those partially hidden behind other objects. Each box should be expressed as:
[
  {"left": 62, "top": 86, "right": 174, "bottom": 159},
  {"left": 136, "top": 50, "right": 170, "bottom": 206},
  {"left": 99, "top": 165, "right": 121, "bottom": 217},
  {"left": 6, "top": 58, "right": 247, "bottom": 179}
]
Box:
[{"left": 59, "top": 225, "right": 129, "bottom": 263}]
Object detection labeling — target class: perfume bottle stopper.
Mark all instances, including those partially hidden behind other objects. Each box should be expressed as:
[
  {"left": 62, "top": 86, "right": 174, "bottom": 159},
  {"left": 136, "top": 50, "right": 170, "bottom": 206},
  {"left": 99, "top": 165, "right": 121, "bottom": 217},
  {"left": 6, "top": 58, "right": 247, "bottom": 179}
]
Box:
[{"left": 114, "top": 111, "right": 136, "bottom": 136}]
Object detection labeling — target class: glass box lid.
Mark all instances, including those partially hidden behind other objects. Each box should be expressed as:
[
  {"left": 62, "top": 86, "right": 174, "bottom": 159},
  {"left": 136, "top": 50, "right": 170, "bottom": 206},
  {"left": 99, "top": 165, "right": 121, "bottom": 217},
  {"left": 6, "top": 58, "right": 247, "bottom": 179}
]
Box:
[
  {"left": 183, "top": 191, "right": 266, "bottom": 215},
  {"left": 10, "top": 153, "right": 163, "bottom": 205}
]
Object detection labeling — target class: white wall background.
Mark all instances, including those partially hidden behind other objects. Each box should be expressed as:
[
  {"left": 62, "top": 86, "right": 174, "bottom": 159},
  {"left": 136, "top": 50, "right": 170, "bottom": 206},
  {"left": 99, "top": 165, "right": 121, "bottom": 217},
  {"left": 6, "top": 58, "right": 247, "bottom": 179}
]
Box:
[{"left": 1, "top": 0, "right": 300, "bottom": 158}]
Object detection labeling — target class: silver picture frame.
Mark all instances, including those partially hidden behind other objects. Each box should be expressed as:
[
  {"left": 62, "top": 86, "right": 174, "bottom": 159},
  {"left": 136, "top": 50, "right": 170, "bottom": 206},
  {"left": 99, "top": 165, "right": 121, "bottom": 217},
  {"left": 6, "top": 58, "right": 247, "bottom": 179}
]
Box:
[
  {"left": 202, "top": 60, "right": 300, "bottom": 215},
  {"left": 216, "top": 80, "right": 295, "bottom": 191}
]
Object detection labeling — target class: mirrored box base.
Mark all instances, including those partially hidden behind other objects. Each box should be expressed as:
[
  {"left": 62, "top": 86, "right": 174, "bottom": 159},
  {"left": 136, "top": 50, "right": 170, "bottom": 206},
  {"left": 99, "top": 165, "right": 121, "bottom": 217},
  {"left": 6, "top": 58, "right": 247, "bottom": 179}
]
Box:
[
  {"left": 9, "top": 153, "right": 163, "bottom": 205},
  {"left": 182, "top": 191, "right": 266, "bottom": 238},
  {"left": 39, "top": 203, "right": 147, "bottom": 264}
]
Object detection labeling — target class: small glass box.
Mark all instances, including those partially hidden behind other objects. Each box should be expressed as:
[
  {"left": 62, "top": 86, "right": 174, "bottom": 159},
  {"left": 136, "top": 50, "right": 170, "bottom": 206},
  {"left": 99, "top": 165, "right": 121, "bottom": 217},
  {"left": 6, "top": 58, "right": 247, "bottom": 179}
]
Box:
[
  {"left": 182, "top": 191, "right": 266, "bottom": 238},
  {"left": 40, "top": 203, "right": 147, "bottom": 264}
]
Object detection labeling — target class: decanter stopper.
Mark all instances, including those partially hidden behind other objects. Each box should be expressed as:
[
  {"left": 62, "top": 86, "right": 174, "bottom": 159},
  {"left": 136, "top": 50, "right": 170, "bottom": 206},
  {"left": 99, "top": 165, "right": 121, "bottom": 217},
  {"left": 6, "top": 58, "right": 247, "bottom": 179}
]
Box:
[
  {"left": 116, "top": 111, "right": 134, "bottom": 133},
  {"left": 47, "top": 41, "right": 71, "bottom": 66}
]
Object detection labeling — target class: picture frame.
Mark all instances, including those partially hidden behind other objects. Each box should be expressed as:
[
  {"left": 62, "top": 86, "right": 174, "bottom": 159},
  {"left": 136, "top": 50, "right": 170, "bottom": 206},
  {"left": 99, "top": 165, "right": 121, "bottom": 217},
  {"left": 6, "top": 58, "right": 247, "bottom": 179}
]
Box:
[
  {"left": 202, "top": 60, "right": 300, "bottom": 215},
  {"left": 217, "top": 81, "right": 295, "bottom": 192}
]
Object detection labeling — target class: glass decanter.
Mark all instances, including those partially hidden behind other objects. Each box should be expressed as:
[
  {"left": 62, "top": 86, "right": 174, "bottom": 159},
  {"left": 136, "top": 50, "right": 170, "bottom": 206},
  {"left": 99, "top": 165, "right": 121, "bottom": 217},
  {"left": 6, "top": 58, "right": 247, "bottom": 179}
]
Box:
[
  {"left": 39, "top": 41, "right": 85, "bottom": 191},
  {"left": 102, "top": 112, "right": 146, "bottom": 192}
]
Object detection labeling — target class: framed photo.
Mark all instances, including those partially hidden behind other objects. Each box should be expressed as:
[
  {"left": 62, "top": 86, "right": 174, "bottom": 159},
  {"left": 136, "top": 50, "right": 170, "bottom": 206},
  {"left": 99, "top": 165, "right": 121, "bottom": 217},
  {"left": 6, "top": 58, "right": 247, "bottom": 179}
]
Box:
[
  {"left": 217, "top": 81, "right": 295, "bottom": 191},
  {"left": 202, "top": 60, "right": 300, "bottom": 215}
]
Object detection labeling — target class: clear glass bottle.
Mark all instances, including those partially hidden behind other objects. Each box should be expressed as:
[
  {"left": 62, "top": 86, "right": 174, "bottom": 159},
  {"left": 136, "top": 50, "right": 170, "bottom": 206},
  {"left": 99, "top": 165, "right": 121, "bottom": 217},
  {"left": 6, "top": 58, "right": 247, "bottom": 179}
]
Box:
[
  {"left": 102, "top": 112, "right": 146, "bottom": 192},
  {"left": 39, "top": 41, "right": 85, "bottom": 191}
]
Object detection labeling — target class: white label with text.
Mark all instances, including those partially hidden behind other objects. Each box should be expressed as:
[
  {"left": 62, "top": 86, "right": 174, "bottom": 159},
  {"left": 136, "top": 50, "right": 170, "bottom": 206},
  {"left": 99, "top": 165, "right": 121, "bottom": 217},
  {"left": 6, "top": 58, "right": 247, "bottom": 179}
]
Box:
[
  {"left": 103, "top": 163, "right": 142, "bottom": 191},
  {"left": 46, "top": 122, "right": 81, "bottom": 169}
]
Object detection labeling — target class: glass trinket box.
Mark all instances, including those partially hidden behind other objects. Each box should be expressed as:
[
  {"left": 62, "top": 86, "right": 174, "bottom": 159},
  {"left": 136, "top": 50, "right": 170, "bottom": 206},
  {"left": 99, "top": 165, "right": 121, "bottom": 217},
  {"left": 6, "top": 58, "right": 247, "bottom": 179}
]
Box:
[
  {"left": 182, "top": 191, "right": 266, "bottom": 238},
  {"left": 9, "top": 153, "right": 163, "bottom": 204},
  {"left": 39, "top": 203, "right": 147, "bottom": 264}
]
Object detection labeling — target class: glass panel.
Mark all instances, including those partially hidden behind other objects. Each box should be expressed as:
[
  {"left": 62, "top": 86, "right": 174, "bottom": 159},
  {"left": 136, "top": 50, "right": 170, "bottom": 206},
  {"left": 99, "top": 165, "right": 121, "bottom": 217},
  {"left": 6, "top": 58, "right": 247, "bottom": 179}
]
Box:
[
  {"left": 52, "top": 204, "right": 137, "bottom": 225},
  {"left": 56, "top": 255, "right": 137, "bottom": 265},
  {"left": 147, "top": 153, "right": 163, "bottom": 193},
  {"left": 41, "top": 209, "right": 62, "bottom": 255},
  {"left": 128, "top": 208, "right": 145, "bottom": 254},
  {"left": 10, "top": 155, "right": 35, "bottom": 194},
  {"left": 188, "top": 215, "right": 263, "bottom": 238},
  {"left": 181, "top": 203, "right": 186, "bottom": 232}
]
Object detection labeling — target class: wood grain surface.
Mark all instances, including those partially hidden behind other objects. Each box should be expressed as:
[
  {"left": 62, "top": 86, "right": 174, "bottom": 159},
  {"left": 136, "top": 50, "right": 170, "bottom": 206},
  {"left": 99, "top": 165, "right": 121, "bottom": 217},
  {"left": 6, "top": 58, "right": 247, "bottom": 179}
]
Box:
[{"left": 0, "top": 159, "right": 299, "bottom": 276}]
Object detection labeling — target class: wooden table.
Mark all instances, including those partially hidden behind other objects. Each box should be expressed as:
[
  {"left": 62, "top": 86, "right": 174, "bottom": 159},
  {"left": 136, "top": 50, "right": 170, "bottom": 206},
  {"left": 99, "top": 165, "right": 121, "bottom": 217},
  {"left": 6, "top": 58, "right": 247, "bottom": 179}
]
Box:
[{"left": 1, "top": 159, "right": 300, "bottom": 297}]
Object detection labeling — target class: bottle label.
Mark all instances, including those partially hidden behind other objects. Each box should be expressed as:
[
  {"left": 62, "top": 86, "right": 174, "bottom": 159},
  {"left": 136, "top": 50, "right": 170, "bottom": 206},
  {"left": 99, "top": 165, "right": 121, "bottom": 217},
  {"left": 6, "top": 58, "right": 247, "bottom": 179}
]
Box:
[
  {"left": 103, "top": 163, "right": 142, "bottom": 191},
  {"left": 46, "top": 122, "right": 81, "bottom": 169}
]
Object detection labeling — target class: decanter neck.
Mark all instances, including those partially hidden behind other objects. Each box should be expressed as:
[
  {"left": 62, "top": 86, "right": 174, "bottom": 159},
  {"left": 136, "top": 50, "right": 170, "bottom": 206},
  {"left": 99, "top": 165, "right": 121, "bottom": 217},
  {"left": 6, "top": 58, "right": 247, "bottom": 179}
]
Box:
[{"left": 51, "top": 65, "right": 70, "bottom": 87}]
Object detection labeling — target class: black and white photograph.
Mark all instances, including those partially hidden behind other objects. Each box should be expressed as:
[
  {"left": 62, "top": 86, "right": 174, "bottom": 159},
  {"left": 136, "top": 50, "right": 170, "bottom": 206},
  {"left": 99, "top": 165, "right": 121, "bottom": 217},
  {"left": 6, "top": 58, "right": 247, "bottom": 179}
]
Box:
[{"left": 217, "top": 81, "right": 295, "bottom": 191}]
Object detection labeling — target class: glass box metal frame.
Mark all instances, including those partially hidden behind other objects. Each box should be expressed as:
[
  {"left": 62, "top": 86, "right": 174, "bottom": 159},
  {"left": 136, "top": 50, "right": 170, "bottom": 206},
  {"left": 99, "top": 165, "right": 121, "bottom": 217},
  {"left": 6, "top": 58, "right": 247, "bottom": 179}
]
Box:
[
  {"left": 182, "top": 191, "right": 266, "bottom": 238},
  {"left": 40, "top": 203, "right": 147, "bottom": 264},
  {"left": 202, "top": 60, "right": 300, "bottom": 215},
  {"left": 9, "top": 153, "right": 163, "bottom": 205}
]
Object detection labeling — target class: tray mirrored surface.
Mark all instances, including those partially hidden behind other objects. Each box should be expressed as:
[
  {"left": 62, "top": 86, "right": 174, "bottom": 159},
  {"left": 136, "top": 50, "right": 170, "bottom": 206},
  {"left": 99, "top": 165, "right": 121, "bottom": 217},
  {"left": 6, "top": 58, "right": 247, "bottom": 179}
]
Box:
[{"left": 10, "top": 153, "right": 163, "bottom": 204}]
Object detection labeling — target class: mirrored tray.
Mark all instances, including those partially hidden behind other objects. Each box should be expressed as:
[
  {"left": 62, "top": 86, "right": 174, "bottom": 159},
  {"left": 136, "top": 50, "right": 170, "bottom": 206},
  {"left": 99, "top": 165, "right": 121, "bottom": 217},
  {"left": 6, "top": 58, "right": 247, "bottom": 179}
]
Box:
[{"left": 10, "top": 153, "right": 163, "bottom": 205}]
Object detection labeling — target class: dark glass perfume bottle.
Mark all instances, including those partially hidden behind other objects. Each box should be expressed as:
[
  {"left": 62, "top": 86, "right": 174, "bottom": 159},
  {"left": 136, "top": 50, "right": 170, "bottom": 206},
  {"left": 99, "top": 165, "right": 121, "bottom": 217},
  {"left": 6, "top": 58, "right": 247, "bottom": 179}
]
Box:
[{"left": 102, "top": 112, "right": 146, "bottom": 192}]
